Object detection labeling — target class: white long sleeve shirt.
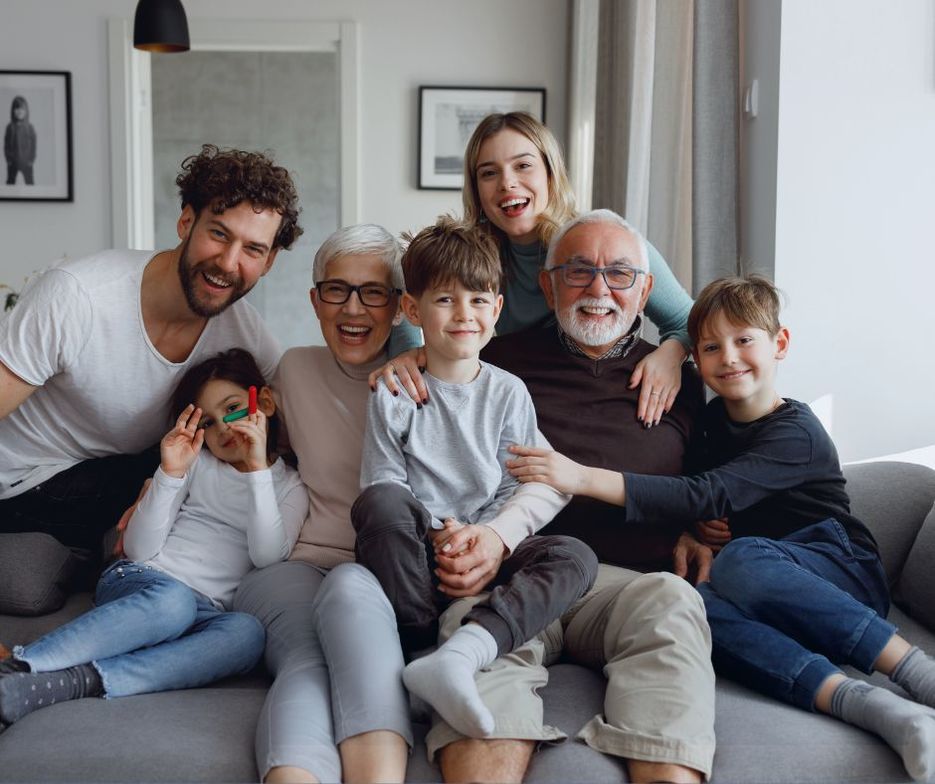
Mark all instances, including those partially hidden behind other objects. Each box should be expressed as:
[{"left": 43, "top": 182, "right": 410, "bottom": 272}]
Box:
[{"left": 123, "top": 452, "right": 308, "bottom": 608}]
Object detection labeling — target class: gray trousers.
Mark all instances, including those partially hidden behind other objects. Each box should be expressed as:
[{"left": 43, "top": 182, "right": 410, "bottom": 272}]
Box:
[
  {"left": 352, "top": 482, "right": 598, "bottom": 654},
  {"left": 425, "top": 564, "right": 717, "bottom": 777},
  {"left": 233, "top": 561, "right": 412, "bottom": 781}
]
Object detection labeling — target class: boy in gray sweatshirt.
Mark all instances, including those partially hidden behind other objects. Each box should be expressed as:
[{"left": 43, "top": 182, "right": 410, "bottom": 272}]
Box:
[{"left": 352, "top": 216, "right": 597, "bottom": 739}]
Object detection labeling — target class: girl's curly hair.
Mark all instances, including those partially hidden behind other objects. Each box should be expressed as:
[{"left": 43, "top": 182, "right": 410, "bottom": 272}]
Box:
[{"left": 176, "top": 144, "right": 303, "bottom": 251}]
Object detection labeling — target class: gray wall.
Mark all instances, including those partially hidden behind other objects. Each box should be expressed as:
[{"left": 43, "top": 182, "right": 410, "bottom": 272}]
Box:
[{"left": 151, "top": 51, "right": 339, "bottom": 350}]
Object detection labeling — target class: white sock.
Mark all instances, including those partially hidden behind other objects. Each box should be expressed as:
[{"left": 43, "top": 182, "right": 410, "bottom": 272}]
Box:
[
  {"left": 402, "top": 623, "right": 498, "bottom": 738},
  {"left": 831, "top": 677, "right": 935, "bottom": 782}
]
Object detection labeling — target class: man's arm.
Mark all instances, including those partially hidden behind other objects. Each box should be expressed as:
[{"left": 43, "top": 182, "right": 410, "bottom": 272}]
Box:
[
  {"left": 0, "top": 360, "right": 38, "bottom": 420},
  {"left": 0, "top": 267, "right": 93, "bottom": 420}
]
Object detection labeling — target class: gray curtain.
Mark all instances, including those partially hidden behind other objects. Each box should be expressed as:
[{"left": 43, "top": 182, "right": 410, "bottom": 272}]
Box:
[{"left": 592, "top": 0, "right": 739, "bottom": 296}]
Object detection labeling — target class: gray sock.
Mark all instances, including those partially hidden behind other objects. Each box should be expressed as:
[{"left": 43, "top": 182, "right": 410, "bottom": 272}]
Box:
[
  {"left": 402, "top": 623, "right": 498, "bottom": 738},
  {"left": 892, "top": 647, "right": 935, "bottom": 708},
  {"left": 830, "top": 677, "right": 935, "bottom": 781},
  {"left": 0, "top": 663, "right": 103, "bottom": 724}
]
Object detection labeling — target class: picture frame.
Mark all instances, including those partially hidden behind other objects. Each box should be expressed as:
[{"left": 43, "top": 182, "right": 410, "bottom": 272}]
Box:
[
  {"left": 418, "top": 85, "right": 546, "bottom": 190},
  {"left": 0, "top": 70, "right": 73, "bottom": 202}
]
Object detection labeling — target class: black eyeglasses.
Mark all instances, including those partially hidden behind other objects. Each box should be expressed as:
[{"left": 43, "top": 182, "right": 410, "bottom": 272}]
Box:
[
  {"left": 315, "top": 280, "right": 401, "bottom": 307},
  {"left": 547, "top": 263, "right": 645, "bottom": 291}
]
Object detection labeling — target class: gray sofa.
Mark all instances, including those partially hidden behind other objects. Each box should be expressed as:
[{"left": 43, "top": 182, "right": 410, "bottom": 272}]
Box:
[{"left": 2, "top": 460, "right": 934, "bottom": 783}]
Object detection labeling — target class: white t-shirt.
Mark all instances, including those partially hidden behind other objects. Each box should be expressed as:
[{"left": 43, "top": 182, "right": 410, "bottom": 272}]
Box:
[
  {"left": 0, "top": 250, "right": 281, "bottom": 499},
  {"left": 124, "top": 452, "right": 308, "bottom": 609}
]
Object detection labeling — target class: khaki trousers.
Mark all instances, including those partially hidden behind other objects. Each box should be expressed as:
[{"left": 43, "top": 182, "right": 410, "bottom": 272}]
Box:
[{"left": 425, "top": 564, "right": 717, "bottom": 777}]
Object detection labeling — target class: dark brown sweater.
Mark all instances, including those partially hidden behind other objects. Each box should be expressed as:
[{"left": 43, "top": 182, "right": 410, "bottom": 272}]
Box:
[{"left": 482, "top": 325, "right": 704, "bottom": 571}]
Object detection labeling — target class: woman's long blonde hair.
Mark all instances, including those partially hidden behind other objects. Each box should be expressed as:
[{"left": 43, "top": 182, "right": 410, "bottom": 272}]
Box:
[{"left": 462, "top": 112, "right": 577, "bottom": 250}]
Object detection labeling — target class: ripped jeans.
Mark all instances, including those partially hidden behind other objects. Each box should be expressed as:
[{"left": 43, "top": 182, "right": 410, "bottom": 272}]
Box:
[{"left": 14, "top": 560, "right": 264, "bottom": 698}]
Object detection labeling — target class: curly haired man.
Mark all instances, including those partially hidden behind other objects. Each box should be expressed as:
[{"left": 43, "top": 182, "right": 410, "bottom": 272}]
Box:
[{"left": 0, "top": 145, "right": 303, "bottom": 603}]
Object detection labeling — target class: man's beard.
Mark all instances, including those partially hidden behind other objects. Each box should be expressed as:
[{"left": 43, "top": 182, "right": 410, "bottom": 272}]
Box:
[
  {"left": 177, "top": 236, "right": 249, "bottom": 318},
  {"left": 556, "top": 296, "right": 636, "bottom": 348}
]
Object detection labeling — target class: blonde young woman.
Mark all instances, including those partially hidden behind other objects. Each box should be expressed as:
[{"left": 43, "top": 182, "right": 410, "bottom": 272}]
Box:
[{"left": 375, "top": 112, "right": 693, "bottom": 427}]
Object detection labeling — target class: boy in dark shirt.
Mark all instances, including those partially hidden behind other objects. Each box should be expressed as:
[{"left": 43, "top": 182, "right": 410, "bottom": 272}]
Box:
[{"left": 508, "top": 275, "right": 935, "bottom": 782}]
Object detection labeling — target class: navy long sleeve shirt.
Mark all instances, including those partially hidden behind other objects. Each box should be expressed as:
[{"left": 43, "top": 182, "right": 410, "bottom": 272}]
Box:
[{"left": 623, "top": 398, "right": 878, "bottom": 554}]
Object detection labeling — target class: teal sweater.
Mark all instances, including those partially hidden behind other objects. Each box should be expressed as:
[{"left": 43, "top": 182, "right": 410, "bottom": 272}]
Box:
[{"left": 388, "top": 238, "right": 692, "bottom": 357}]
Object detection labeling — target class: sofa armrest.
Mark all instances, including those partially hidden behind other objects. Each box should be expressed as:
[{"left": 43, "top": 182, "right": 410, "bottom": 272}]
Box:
[
  {"left": 843, "top": 461, "right": 935, "bottom": 585},
  {"left": 896, "top": 502, "right": 935, "bottom": 631},
  {"left": 0, "top": 533, "right": 79, "bottom": 616}
]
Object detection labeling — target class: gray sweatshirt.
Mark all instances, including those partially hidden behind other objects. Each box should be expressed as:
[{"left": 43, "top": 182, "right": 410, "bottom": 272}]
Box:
[{"left": 360, "top": 361, "right": 568, "bottom": 552}]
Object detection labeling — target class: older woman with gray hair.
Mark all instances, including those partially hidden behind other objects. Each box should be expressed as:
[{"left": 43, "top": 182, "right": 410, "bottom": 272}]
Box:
[{"left": 233, "top": 224, "right": 411, "bottom": 784}]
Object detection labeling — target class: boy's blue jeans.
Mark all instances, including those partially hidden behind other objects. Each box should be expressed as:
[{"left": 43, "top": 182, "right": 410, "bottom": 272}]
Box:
[
  {"left": 14, "top": 560, "right": 264, "bottom": 698},
  {"left": 698, "top": 519, "right": 896, "bottom": 711}
]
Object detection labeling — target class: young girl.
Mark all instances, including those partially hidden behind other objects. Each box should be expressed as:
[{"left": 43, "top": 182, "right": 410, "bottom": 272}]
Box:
[
  {"left": 0, "top": 349, "right": 307, "bottom": 726},
  {"left": 379, "top": 112, "right": 694, "bottom": 427}
]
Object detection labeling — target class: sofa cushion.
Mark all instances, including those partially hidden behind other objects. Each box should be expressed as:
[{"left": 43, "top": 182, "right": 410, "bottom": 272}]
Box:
[
  {"left": 896, "top": 501, "right": 935, "bottom": 631},
  {"left": 0, "top": 688, "right": 266, "bottom": 782},
  {"left": 843, "top": 461, "right": 935, "bottom": 585},
  {"left": 0, "top": 533, "right": 79, "bottom": 616}
]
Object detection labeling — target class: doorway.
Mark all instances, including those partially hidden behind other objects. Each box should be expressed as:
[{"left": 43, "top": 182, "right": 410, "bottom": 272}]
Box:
[{"left": 108, "top": 18, "right": 359, "bottom": 350}]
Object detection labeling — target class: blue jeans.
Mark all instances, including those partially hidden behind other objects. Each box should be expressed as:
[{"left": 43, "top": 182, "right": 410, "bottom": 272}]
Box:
[
  {"left": 698, "top": 519, "right": 896, "bottom": 711},
  {"left": 14, "top": 560, "right": 264, "bottom": 698}
]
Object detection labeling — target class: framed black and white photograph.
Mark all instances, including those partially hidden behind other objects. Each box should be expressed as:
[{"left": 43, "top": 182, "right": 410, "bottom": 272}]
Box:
[
  {"left": 418, "top": 85, "right": 546, "bottom": 190},
  {"left": 0, "top": 71, "right": 73, "bottom": 202}
]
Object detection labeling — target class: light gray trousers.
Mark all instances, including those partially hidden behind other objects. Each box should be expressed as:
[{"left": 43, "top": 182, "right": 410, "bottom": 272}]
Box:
[{"left": 233, "top": 560, "right": 412, "bottom": 782}]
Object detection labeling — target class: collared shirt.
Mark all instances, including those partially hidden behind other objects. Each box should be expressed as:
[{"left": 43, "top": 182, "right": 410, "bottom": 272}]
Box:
[{"left": 556, "top": 314, "right": 645, "bottom": 361}]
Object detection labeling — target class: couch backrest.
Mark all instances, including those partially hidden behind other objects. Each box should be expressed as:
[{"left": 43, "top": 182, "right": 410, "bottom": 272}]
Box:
[{"left": 843, "top": 461, "right": 935, "bottom": 586}]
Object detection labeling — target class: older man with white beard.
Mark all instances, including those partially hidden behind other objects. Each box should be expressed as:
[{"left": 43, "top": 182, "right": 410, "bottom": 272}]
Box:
[{"left": 427, "top": 210, "right": 716, "bottom": 784}]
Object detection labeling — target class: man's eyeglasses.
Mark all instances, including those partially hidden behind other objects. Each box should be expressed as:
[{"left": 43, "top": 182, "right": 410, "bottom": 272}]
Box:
[
  {"left": 547, "top": 263, "right": 645, "bottom": 291},
  {"left": 315, "top": 280, "right": 401, "bottom": 307}
]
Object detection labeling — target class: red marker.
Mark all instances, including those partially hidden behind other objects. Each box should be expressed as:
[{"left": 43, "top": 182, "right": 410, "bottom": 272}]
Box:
[{"left": 248, "top": 385, "right": 258, "bottom": 416}]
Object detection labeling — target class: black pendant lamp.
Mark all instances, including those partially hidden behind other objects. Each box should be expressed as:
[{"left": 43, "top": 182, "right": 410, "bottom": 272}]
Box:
[{"left": 133, "top": 0, "right": 190, "bottom": 53}]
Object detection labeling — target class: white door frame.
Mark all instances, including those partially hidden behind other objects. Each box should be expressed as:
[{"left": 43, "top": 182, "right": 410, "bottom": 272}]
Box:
[
  {"left": 108, "top": 18, "right": 359, "bottom": 250},
  {"left": 568, "top": 0, "right": 599, "bottom": 213}
]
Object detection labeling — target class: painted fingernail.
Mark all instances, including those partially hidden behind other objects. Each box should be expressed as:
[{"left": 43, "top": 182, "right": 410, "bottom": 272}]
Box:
[
  {"left": 418, "top": 366, "right": 426, "bottom": 373},
  {"left": 369, "top": 385, "right": 375, "bottom": 393},
  {"left": 392, "top": 390, "right": 399, "bottom": 397},
  {"left": 422, "top": 398, "right": 429, "bottom": 405},
  {"left": 643, "top": 421, "right": 652, "bottom": 430},
  {"left": 416, "top": 403, "right": 422, "bottom": 410}
]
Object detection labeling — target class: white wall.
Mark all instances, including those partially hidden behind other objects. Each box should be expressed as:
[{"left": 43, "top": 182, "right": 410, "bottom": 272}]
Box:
[
  {"left": 745, "top": 0, "right": 935, "bottom": 461},
  {"left": 0, "top": 0, "right": 568, "bottom": 289}
]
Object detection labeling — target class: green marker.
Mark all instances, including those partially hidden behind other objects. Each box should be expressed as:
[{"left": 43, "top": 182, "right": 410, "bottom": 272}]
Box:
[{"left": 222, "top": 386, "right": 257, "bottom": 423}]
